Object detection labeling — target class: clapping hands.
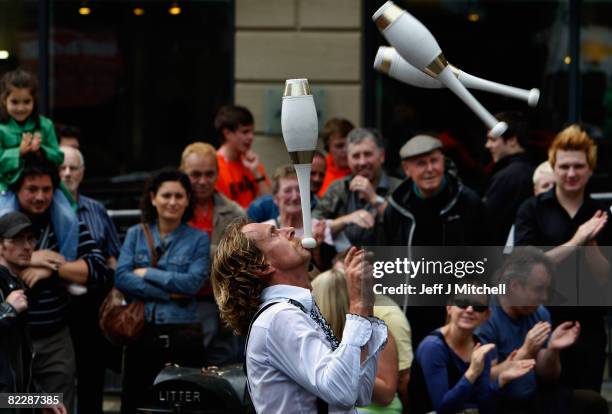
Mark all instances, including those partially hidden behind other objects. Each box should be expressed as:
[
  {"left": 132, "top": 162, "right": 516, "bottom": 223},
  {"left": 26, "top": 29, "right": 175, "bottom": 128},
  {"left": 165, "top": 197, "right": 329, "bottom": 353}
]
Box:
[
  {"left": 19, "top": 132, "right": 41, "bottom": 156},
  {"left": 548, "top": 321, "right": 580, "bottom": 351},
  {"left": 498, "top": 350, "right": 536, "bottom": 387}
]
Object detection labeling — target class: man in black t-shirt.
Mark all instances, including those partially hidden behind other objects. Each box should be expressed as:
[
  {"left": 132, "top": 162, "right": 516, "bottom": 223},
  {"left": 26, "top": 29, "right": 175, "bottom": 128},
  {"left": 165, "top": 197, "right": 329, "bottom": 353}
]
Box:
[{"left": 515, "top": 124, "right": 610, "bottom": 392}]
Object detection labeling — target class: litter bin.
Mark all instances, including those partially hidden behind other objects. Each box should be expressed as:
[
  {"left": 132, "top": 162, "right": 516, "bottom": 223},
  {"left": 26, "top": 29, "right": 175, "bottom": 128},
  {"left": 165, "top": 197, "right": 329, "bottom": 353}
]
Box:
[{"left": 136, "top": 363, "right": 254, "bottom": 414}]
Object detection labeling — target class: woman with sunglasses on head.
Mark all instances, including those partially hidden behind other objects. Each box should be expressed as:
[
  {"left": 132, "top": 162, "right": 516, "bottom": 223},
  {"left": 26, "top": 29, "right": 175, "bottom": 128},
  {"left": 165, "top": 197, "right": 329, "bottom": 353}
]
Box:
[{"left": 410, "top": 291, "right": 536, "bottom": 414}]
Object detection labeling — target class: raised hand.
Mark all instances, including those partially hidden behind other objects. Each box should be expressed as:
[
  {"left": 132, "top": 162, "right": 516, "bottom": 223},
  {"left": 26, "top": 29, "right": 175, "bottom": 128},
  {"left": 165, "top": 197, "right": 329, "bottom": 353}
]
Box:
[
  {"left": 31, "top": 132, "right": 42, "bottom": 152},
  {"left": 498, "top": 354, "right": 536, "bottom": 387},
  {"left": 344, "top": 247, "right": 375, "bottom": 315},
  {"left": 466, "top": 343, "right": 496, "bottom": 382},
  {"left": 312, "top": 219, "right": 327, "bottom": 246},
  {"left": 520, "top": 321, "right": 550, "bottom": 357},
  {"left": 242, "top": 150, "right": 261, "bottom": 174},
  {"left": 549, "top": 321, "right": 580, "bottom": 351},
  {"left": 349, "top": 175, "right": 377, "bottom": 204},
  {"left": 20, "top": 132, "right": 34, "bottom": 155},
  {"left": 572, "top": 210, "right": 608, "bottom": 245}
]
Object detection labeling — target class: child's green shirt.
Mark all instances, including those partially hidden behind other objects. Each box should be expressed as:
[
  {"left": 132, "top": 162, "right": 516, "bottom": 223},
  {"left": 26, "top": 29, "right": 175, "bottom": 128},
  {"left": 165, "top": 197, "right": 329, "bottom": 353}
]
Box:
[{"left": 0, "top": 115, "right": 64, "bottom": 191}]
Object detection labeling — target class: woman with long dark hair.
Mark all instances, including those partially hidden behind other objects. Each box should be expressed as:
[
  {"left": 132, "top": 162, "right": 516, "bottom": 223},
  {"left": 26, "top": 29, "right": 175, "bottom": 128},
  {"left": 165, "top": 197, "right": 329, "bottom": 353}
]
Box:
[{"left": 115, "top": 170, "right": 209, "bottom": 413}]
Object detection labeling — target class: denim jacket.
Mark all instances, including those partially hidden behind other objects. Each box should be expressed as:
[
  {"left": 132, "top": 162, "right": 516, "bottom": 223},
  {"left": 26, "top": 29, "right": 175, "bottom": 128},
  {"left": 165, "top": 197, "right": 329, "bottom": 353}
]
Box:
[{"left": 115, "top": 223, "right": 209, "bottom": 324}]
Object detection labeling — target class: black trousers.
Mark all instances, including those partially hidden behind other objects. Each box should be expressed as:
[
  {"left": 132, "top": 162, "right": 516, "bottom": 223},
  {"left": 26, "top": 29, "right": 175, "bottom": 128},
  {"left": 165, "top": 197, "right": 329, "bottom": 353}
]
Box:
[
  {"left": 120, "top": 322, "right": 205, "bottom": 414},
  {"left": 68, "top": 292, "right": 120, "bottom": 414}
]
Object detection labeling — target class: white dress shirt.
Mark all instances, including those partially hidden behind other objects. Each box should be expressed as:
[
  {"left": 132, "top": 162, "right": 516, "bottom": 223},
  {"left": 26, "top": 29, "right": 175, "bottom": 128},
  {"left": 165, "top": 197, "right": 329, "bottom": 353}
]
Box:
[{"left": 246, "top": 284, "right": 387, "bottom": 414}]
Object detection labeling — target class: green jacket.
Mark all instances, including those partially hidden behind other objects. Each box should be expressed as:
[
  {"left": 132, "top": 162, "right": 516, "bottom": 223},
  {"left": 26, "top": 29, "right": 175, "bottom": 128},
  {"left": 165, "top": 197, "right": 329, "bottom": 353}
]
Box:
[{"left": 0, "top": 116, "right": 64, "bottom": 191}]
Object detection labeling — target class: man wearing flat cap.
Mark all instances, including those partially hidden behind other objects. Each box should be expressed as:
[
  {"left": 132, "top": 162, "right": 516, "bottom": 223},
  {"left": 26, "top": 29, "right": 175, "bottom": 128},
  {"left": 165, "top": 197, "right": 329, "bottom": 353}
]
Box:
[
  {"left": 384, "top": 135, "right": 488, "bottom": 345},
  {"left": 0, "top": 212, "right": 34, "bottom": 397}
]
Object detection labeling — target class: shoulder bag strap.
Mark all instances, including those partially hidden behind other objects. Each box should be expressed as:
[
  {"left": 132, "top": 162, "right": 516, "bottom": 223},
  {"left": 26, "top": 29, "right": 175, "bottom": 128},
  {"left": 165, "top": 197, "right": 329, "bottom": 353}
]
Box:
[{"left": 141, "top": 223, "right": 158, "bottom": 267}]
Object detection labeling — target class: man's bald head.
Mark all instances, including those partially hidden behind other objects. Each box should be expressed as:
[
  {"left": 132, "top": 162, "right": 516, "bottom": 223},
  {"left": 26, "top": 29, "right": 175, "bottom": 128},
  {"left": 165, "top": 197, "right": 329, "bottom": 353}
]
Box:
[{"left": 59, "top": 145, "right": 85, "bottom": 197}]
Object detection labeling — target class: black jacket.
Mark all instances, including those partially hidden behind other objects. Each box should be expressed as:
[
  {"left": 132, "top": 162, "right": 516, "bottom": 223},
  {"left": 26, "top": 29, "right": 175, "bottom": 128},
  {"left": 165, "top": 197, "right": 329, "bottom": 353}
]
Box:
[
  {"left": 384, "top": 173, "right": 489, "bottom": 248},
  {"left": 0, "top": 265, "right": 33, "bottom": 396},
  {"left": 484, "top": 153, "right": 536, "bottom": 245},
  {"left": 384, "top": 174, "right": 489, "bottom": 347}
]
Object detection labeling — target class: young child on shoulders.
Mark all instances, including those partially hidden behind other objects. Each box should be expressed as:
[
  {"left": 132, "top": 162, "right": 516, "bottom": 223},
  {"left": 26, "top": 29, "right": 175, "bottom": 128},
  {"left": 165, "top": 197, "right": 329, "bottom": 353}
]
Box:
[{"left": 0, "top": 68, "right": 78, "bottom": 260}]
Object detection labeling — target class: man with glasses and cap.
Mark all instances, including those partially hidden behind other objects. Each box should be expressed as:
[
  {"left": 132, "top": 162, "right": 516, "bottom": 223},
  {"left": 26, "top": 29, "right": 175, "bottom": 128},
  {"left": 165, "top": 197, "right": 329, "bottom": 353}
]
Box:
[
  {"left": 0, "top": 215, "right": 67, "bottom": 414},
  {"left": 0, "top": 212, "right": 35, "bottom": 396},
  {"left": 384, "top": 135, "right": 488, "bottom": 347}
]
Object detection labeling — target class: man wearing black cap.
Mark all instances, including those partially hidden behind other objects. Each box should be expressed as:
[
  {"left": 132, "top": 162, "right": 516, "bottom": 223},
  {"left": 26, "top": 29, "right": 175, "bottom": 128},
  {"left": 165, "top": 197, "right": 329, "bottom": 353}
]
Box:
[
  {"left": 0, "top": 212, "right": 35, "bottom": 396},
  {"left": 384, "top": 135, "right": 488, "bottom": 345}
]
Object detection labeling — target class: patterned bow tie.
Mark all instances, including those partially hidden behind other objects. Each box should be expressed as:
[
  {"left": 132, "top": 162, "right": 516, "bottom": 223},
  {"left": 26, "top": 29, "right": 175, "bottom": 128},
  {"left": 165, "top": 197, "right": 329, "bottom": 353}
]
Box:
[{"left": 289, "top": 298, "right": 340, "bottom": 351}]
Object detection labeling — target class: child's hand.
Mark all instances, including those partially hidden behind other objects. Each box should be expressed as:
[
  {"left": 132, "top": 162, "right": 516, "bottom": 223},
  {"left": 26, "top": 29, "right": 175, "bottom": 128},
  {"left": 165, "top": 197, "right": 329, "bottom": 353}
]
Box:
[
  {"left": 31, "top": 132, "right": 42, "bottom": 152},
  {"left": 20, "top": 132, "right": 34, "bottom": 155},
  {"left": 242, "top": 150, "right": 260, "bottom": 173}
]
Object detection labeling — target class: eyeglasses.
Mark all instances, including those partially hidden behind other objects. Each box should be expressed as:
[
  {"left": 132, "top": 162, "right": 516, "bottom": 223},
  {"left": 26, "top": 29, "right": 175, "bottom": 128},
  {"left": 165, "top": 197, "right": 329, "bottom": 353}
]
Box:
[
  {"left": 453, "top": 299, "right": 489, "bottom": 313},
  {"left": 6, "top": 234, "right": 37, "bottom": 246}
]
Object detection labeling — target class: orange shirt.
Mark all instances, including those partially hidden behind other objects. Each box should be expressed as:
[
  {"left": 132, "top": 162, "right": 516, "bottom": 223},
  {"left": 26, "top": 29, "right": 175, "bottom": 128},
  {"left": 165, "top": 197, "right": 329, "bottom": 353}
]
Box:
[
  {"left": 216, "top": 153, "right": 269, "bottom": 208},
  {"left": 318, "top": 153, "right": 352, "bottom": 197},
  {"left": 189, "top": 200, "right": 214, "bottom": 297},
  {"left": 189, "top": 199, "right": 214, "bottom": 239}
]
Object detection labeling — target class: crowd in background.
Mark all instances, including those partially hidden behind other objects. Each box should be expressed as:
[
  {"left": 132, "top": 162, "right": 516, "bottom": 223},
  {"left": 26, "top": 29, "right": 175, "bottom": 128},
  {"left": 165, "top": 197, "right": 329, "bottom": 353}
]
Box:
[{"left": 1, "top": 67, "right": 611, "bottom": 414}]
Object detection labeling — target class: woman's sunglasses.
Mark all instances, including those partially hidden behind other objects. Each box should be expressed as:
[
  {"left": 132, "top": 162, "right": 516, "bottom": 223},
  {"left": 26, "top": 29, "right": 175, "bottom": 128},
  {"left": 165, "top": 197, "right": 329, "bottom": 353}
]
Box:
[{"left": 453, "top": 299, "right": 489, "bottom": 313}]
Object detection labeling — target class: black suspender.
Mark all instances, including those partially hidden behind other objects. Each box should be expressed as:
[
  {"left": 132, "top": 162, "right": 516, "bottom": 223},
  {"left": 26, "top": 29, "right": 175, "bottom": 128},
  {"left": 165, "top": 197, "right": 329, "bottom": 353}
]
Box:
[
  {"left": 244, "top": 300, "right": 329, "bottom": 414},
  {"left": 244, "top": 301, "right": 280, "bottom": 378}
]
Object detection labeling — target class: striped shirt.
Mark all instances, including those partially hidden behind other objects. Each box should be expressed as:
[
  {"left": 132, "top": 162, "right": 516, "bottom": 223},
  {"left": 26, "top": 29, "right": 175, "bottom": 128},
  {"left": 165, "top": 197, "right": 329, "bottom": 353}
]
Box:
[
  {"left": 77, "top": 194, "right": 121, "bottom": 258},
  {"left": 27, "top": 219, "right": 111, "bottom": 339}
]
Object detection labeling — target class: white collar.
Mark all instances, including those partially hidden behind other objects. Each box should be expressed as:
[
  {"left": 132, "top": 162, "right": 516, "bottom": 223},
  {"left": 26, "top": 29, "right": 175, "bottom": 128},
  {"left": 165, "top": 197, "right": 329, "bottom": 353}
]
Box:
[{"left": 260, "top": 284, "right": 313, "bottom": 312}]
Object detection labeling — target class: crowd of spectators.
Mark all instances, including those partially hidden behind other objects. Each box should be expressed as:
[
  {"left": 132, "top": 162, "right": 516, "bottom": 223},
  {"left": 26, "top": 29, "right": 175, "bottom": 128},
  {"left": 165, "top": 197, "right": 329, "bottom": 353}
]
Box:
[{"left": 1, "top": 66, "right": 611, "bottom": 414}]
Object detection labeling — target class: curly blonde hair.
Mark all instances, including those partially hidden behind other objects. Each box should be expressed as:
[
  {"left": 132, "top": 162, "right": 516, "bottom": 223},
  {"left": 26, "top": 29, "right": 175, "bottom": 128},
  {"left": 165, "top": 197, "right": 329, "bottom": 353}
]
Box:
[
  {"left": 211, "top": 217, "right": 266, "bottom": 336},
  {"left": 548, "top": 124, "right": 597, "bottom": 170}
]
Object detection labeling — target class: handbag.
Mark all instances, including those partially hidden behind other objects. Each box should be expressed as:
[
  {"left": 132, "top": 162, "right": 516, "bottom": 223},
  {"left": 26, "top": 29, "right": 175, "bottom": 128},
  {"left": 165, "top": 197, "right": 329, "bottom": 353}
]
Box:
[{"left": 99, "top": 223, "right": 158, "bottom": 346}]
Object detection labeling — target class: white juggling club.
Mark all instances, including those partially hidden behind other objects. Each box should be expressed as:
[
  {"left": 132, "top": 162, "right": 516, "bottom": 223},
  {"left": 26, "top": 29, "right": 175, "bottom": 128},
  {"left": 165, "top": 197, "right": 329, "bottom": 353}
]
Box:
[
  {"left": 281, "top": 78, "right": 318, "bottom": 249},
  {"left": 374, "top": 46, "right": 540, "bottom": 107},
  {"left": 372, "top": 1, "right": 508, "bottom": 137}
]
